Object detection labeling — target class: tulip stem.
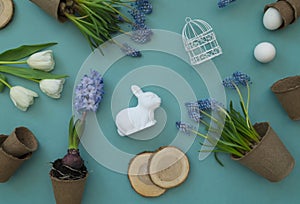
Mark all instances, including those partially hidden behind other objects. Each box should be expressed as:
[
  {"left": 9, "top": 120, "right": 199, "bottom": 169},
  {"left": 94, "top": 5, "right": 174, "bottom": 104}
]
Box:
[
  {"left": 0, "top": 78, "right": 12, "bottom": 89},
  {"left": 0, "top": 60, "right": 27, "bottom": 65}
]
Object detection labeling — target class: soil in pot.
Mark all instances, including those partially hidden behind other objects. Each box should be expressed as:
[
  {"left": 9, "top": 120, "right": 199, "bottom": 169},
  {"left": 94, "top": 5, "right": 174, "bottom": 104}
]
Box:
[
  {"left": 50, "top": 158, "right": 88, "bottom": 204},
  {"left": 50, "top": 159, "right": 87, "bottom": 180}
]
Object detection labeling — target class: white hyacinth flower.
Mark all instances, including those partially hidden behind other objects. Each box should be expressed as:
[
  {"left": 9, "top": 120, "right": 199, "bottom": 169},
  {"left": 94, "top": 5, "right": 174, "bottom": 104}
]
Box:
[
  {"left": 10, "top": 86, "right": 38, "bottom": 111},
  {"left": 27, "top": 50, "right": 55, "bottom": 72},
  {"left": 39, "top": 79, "right": 65, "bottom": 99}
]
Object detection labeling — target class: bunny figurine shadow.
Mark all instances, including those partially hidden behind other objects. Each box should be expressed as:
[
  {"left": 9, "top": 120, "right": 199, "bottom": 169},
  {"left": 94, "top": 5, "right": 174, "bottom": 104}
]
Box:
[{"left": 115, "top": 85, "right": 162, "bottom": 136}]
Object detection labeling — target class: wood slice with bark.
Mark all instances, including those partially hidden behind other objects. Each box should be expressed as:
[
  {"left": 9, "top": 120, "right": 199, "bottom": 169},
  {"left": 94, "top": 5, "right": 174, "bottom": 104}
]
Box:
[
  {"left": 148, "top": 146, "right": 190, "bottom": 189},
  {"left": 0, "top": 0, "right": 14, "bottom": 29},
  {"left": 128, "top": 152, "right": 166, "bottom": 197}
]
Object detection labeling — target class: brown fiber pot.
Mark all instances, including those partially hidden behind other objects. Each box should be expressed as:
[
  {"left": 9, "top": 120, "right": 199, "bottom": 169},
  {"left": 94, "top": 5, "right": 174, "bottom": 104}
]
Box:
[
  {"left": 30, "top": 0, "right": 67, "bottom": 22},
  {"left": 50, "top": 173, "right": 88, "bottom": 204},
  {"left": 264, "top": 0, "right": 295, "bottom": 28},
  {"left": 2, "top": 127, "right": 38, "bottom": 157},
  {"left": 232, "top": 122, "right": 294, "bottom": 182},
  {"left": 271, "top": 76, "right": 300, "bottom": 120},
  {"left": 280, "top": 0, "right": 300, "bottom": 19},
  {"left": 0, "top": 135, "right": 32, "bottom": 183}
]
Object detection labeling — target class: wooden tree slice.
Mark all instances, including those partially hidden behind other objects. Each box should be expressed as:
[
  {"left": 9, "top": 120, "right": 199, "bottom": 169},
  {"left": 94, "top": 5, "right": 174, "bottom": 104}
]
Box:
[
  {"left": 128, "top": 152, "right": 166, "bottom": 197},
  {"left": 149, "top": 146, "right": 190, "bottom": 189},
  {"left": 0, "top": 0, "right": 14, "bottom": 29}
]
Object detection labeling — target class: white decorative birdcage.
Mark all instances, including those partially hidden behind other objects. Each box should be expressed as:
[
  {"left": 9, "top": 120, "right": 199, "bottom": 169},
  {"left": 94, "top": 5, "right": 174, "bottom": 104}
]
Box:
[{"left": 182, "top": 17, "right": 222, "bottom": 65}]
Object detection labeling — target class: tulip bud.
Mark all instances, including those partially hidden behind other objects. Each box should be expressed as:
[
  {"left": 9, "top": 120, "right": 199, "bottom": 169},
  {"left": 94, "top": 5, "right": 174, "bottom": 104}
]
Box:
[
  {"left": 27, "top": 50, "right": 55, "bottom": 72},
  {"left": 9, "top": 86, "right": 38, "bottom": 111},
  {"left": 39, "top": 79, "right": 65, "bottom": 99}
]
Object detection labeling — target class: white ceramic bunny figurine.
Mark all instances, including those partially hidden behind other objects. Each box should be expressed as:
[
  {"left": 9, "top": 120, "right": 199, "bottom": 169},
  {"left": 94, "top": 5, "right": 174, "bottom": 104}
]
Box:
[{"left": 116, "top": 85, "right": 162, "bottom": 136}]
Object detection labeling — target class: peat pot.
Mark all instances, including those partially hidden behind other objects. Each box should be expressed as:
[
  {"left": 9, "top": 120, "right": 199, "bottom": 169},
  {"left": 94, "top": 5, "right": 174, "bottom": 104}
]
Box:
[
  {"left": 271, "top": 75, "right": 300, "bottom": 120},
  {"left": 50, "top": 172, "right": 88, "bottom": 204},
  {"left": 232, "top": 122, "right": 294, "bottom": 182}
]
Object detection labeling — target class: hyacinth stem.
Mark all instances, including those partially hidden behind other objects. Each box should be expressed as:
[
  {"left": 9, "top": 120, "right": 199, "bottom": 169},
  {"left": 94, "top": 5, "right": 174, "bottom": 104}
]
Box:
[
  {"left": 64, "top": 12, "right": 104, "bottom": 48},
  {"left": 74, "top": 111, "right": 87, "bottom": 148},
  {"left": 76, "top": 0, "right": 133, "bottom": 22},
  {"left": 191, "top": 127, "right": 245, "bottom": 157},
  {"left": 199, "top": 109, "right": 219, "bottom": 124},
  {"left": 246, "top": 82, "right": 250, "bottom": 120},
  {"left": 110, "top": 39, "right": 121, "bottom": 47},
  {"left": 61, "top": 0, "right": 153, "bottom": 50},
  {"left": 199, "top": 119, "right": 210, "bottom": 128},
  {"left": 101, "top": 1, "right": 133, "bottom": 20},
  {"left": 118, "top": 29, "right": 135, "bottom": 37},
  {"left": 0, "top": 60, "right": 27, "bottom": 65},
  {"left": 0, "top": 78, "right": 12, "bottom": 89},
  {"left": 111, "top": 39, "right": 130, "bottom": 52},
  {"left": 191, "top": 129, "right": 208, "bottom": 139},
  {"left": 199, "top": 107, "right": 227, "bottom": 130},
  {"left": 232, "top": 82, "right": 250, "bottom": 128}
]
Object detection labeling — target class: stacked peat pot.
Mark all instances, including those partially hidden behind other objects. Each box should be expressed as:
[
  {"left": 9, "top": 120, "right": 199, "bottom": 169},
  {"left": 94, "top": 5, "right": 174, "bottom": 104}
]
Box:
[
  {"left": 271, "top": 76, "right": 300, "bottom": 120},
  {"left": 0, "top": 127, "right": 38, "bottom": 182},
  {"left": 265, "top": 0, "right": 300, "bottom": 28},
  {"left": 128, "top": 146, "right": 190, "bottom": 197},
  {"left": 30, "top": 0, "right": 68, "bottom": 22}
]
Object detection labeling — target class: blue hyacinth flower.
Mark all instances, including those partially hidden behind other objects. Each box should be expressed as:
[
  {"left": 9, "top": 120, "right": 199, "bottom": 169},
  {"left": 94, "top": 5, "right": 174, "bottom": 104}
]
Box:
[
  {"left": 74, "top": 70, "right": 104, "bottom": 113},
  {"left": 218, "top": 0, "right": 236, "bottom": 8}
]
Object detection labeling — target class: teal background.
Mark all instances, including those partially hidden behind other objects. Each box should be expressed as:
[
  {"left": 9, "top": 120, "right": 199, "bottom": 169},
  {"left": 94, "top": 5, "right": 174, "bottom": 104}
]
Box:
[{"left": 0, "top": 0, "right": 300, "bottom": 203}]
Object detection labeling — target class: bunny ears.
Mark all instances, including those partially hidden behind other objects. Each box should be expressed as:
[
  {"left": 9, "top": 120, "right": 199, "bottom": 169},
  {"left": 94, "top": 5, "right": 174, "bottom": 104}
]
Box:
[{"left": 131, "top": 85, "right": 143, "bottom": 97}]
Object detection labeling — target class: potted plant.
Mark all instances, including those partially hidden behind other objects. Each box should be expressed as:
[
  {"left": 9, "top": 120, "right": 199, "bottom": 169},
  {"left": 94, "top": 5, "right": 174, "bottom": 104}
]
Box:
[
  {"left": 0, "top": 127, "right": 38, "bottom": 182},
  {"left": 177, "top": 71, "right": 295, "bottom": 182},
  {"left": 271, "top": 75, "right": 300, "bottom": 120},
  {"left": 49, "top": 69, "right": 104, "bottom": 204},
  {"left": 30, "top": 0, "right": 154, "bottom": 55}
]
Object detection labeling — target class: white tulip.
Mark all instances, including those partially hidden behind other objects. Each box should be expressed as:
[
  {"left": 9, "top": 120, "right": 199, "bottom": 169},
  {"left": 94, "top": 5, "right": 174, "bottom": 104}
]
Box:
[
  {"left": 10, "top": 86, "right": 38, "bottom": 111},
  {"left": 27, "top": 50, "right": 55, "bottom": 72},
  {"left": 39, "top": 79, "right": 65, "bottom": 99}
]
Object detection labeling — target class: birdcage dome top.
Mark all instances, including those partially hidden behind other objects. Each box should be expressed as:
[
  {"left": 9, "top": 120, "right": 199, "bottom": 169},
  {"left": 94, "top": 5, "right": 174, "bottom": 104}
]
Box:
[
  {"left": 182, "top": 17, "right": 213, "bottom": 41},
  {"left": 181, "top": 17, "right": 222, "bottom": 65}
]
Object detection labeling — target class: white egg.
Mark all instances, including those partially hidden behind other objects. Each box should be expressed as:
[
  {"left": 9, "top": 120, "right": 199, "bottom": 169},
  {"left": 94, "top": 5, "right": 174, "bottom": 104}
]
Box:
[
  {"left": 254, "top": 42, "right": 276, "bottom": 63},
  {"left": 263, "top": 8, "right": 283, "bottom": 30}
]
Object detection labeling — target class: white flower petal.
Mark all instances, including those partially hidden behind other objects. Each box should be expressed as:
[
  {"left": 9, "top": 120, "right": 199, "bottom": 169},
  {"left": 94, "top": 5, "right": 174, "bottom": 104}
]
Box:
[
  {"left": 39, "top": 79, "right": 65, "bottom": 99},
  {"left": 10, "top": 86, "right": 38, "bottom": 111},
  {"left": 27, "top": 50, "right": 55, "bottom": 72}
]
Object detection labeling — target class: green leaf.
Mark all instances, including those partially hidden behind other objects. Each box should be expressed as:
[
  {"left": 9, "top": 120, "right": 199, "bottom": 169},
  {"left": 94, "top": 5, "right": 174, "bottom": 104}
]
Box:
[
  {"left": 69, "top": 116, "right": 75, "bottom": 149},
  {"left": 68, "top": 115, "right": 86, "bottom": 150},
  {"left": 214, "top": 152, "right": 224, "bottom": 167},
  {"left": 73, "top": 119, "right": 85, "bottom": 149},
  {"left": 0, "top": 73, "right": 7, "bottom": 92},
  {"left": 0, "top": 42, "right": 57, "bottom": 61},
  {"left": 0, "top": 66, "right": 68, "bottom": 80}
]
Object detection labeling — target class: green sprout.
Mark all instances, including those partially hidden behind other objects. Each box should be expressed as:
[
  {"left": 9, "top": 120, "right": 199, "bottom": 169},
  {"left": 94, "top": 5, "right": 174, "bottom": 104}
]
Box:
[{"left": 177, "top": 72, "right": 261, "bottom": 165}]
